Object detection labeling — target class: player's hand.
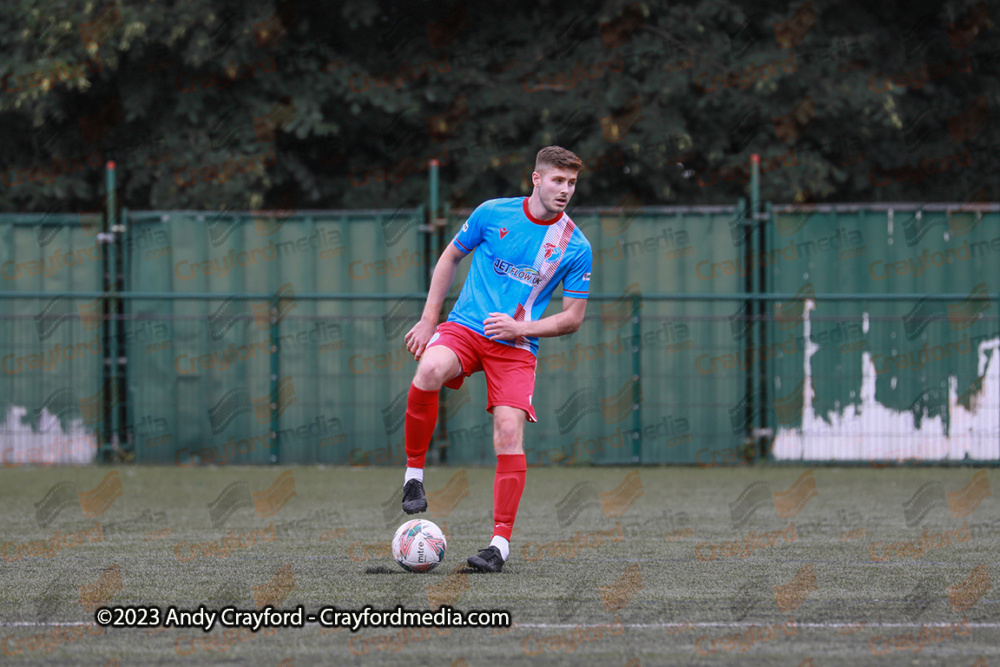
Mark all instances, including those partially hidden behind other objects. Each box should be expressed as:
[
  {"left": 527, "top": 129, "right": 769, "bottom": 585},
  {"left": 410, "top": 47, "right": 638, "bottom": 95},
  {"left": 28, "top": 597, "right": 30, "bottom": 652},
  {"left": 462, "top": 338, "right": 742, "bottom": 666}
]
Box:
[
  {"left": 484, "top": 312, "right": 524, "bottom": 342},
  {"left": 404, "top": 318, "right": 437, "bottom": 361}
]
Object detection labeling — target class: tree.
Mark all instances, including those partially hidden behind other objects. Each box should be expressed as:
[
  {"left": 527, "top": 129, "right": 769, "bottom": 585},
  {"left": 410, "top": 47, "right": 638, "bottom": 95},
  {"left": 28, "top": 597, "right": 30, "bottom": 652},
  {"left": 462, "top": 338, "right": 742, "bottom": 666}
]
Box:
[{"left": 0, "top": 0, "right": 996, "bottom": 213}]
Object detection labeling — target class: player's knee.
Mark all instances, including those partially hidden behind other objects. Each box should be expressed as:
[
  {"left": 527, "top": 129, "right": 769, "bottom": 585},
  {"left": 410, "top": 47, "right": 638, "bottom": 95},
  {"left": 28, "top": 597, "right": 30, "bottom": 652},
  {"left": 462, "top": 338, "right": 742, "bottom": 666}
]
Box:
[
  {"left": 413, "top": 362, "right": 445, "bottom": 390},
  {"left": 415, "top": 352, "right": 459, "bottom": 390},
  {"left": 493, "top": 421, "right": 523, "bottom": 454}
]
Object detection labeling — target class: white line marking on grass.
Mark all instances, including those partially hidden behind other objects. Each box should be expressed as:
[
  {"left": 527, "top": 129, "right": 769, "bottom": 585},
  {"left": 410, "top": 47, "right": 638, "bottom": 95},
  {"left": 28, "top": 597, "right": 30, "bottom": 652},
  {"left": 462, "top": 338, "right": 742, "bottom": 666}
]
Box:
[
  {"left": 1, "top": 622, "right": 93, "bottom": 627},
  {"left": 5, "top": 620, "right": 999, "bottom": 630},
  {"left": 517, "top": 622, "right": 1000, "bottom": 629}
]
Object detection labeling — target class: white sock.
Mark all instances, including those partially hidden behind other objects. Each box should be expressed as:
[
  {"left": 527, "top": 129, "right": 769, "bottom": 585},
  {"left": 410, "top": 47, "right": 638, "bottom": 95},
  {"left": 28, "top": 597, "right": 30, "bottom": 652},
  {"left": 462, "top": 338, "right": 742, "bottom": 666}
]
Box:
[
  {"left": 404, "top": 467, "right": 424, "bottom": 484},
  {"left": 490, "top": 536, "right": 510, "bottom": 560}
]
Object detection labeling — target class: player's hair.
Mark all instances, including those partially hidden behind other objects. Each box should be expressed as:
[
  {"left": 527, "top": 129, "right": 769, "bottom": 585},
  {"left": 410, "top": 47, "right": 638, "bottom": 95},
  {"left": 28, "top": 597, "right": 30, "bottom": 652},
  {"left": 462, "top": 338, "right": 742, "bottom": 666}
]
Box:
[{"left": 535, "top": 146, "right": 583, "bottom": 174}]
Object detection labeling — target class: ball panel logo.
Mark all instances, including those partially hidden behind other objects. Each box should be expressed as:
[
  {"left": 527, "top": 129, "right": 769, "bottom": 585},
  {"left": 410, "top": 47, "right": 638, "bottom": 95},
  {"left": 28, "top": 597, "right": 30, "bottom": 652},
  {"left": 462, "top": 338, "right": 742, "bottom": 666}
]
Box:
[{"left": 494, "top": 259, "right": 542, "bottom": 286}]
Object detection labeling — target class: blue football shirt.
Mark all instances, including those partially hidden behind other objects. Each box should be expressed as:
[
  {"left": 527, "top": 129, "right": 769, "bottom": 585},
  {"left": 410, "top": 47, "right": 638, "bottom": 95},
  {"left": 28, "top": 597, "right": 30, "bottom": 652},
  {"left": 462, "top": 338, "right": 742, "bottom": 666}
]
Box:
[{"left": 447, "top": 197, "right": 592, "bottom": 355}]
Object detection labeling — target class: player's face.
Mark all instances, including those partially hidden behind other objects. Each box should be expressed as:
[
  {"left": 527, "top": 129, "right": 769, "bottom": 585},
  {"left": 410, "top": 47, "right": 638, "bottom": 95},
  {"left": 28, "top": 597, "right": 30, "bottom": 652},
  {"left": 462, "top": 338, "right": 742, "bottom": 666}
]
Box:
[{"left": 533, "top": 167, "right": 578, "bottom": 216}]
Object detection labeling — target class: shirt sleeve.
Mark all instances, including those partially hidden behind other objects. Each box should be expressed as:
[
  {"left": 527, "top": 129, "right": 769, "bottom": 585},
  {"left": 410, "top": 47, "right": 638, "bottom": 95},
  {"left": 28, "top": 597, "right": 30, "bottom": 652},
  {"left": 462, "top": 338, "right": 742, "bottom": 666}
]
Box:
[
  {"left": 451, "top": 201, "right": 490, "bottom": 254},
  {"left": 561, "top": 243, "right": 592, "bottom": 299}
]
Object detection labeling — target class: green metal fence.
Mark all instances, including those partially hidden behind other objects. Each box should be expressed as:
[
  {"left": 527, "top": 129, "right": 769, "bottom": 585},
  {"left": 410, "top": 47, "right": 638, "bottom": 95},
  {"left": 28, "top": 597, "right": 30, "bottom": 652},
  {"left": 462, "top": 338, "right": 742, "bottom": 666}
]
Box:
[{"left": 2, "top": 200, "right": 998, "bottom": 467}]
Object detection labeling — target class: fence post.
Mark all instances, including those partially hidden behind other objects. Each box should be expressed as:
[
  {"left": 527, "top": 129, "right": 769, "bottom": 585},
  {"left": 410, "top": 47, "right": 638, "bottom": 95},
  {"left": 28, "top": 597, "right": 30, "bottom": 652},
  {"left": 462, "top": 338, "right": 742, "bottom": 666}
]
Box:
[
  {"left": 118, "top": 206, "right": 131, "bottom": 460},
  {"left": 739, "top": 192, "right": 756, "bottom": 462},
  {"left": 631, "top": 292, "right": 642, "bottom": 464},
  {"left": 751, "top": 156, "right": 766, "bottom": 462},
  {"left": 269, "top": 295, "right": 282, "bottom": 464},
  {"left": 760, "top": 201, "right": 775, "bottom": 460},
  {"left": 427, "top": 160, "right": 453, "bottom": 463},
  {"left": 427, "top": 160, "right": 440, "bottom": 293},
  {"left": 100, "top": 161, "right": 118, "bottom": 462}
]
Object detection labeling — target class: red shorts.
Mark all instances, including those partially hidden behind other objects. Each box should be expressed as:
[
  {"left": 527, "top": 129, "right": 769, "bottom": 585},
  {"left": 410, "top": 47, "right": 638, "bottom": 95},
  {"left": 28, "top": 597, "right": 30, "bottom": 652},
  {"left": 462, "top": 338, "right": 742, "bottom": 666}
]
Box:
[{"left": 426, "top": 321, "right": 538, "bottom": 423}]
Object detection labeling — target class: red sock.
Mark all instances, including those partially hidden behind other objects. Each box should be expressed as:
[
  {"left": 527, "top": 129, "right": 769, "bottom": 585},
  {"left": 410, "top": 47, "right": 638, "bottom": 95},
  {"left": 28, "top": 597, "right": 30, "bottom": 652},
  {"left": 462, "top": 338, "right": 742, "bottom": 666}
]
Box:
[
  {"left": 493, "top": 454, "right": 527, "bottom": 541},
  {"left": 405, "top": 384, "right": 439, "bottom": 468}
]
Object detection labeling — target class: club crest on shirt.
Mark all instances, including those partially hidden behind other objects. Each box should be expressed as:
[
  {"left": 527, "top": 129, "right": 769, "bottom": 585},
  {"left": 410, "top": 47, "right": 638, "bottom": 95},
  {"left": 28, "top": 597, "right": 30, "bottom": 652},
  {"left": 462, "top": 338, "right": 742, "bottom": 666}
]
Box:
[
  {"left": 543, "top": 242, "right": 562, "bottom": 262},
  {"left": 500, "top": 227, "right": 509, "bottom": 239}
]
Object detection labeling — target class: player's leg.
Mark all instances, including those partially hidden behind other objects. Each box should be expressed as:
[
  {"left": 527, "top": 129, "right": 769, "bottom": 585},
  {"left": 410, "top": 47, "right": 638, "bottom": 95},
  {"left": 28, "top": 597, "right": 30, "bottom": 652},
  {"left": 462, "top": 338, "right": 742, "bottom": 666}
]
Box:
[
  {"left": 468, "top": 346, "right": 536, "bottom": 573},
  {"left": 402, "top": 344, "right": 462, "bottom": 514},
  {"left": 468, "top": 406, "right": 527, "bottom": 572}
]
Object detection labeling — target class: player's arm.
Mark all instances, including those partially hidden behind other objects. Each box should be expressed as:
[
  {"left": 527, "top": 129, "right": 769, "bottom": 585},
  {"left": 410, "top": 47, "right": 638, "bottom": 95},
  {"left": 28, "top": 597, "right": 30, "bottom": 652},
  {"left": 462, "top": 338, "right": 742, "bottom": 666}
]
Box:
[
  {"left": 404, "top": 242, "right": 468, "bottom": 359},
  {"left": 485, "top": 297, "right": 587, "bottom": 340},
  {"left": 419, "top": 242, "right": 467, "bottom": 324}
]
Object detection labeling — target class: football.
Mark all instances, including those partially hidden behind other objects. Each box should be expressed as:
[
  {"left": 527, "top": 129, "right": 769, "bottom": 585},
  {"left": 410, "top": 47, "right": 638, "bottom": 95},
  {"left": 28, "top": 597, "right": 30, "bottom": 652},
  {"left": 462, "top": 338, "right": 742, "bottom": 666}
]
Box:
[{"left": 392, "top": 519, "right": 447, "bottom": 572}]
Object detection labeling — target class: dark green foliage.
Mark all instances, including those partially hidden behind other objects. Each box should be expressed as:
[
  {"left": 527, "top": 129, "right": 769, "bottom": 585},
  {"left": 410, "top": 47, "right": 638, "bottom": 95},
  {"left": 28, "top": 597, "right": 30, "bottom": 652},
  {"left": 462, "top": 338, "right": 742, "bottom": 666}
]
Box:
[{"left": 1, "top": 0, "right": 996, "bottom": 212}]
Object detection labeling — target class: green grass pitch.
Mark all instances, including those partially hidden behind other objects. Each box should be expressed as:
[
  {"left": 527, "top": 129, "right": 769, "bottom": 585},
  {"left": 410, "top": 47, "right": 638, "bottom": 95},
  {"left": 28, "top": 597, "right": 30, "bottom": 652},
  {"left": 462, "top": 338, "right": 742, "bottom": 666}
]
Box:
[{"left": 0, "top": 465, "right": 996, "bottom": 665}]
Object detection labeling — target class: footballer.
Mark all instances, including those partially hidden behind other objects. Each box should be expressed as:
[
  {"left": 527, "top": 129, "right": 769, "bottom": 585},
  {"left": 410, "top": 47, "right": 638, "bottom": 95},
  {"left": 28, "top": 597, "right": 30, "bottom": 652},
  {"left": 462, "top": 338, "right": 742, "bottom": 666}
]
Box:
[{"left": 400, "top": 146, "right": 593, "bottom": 572}]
